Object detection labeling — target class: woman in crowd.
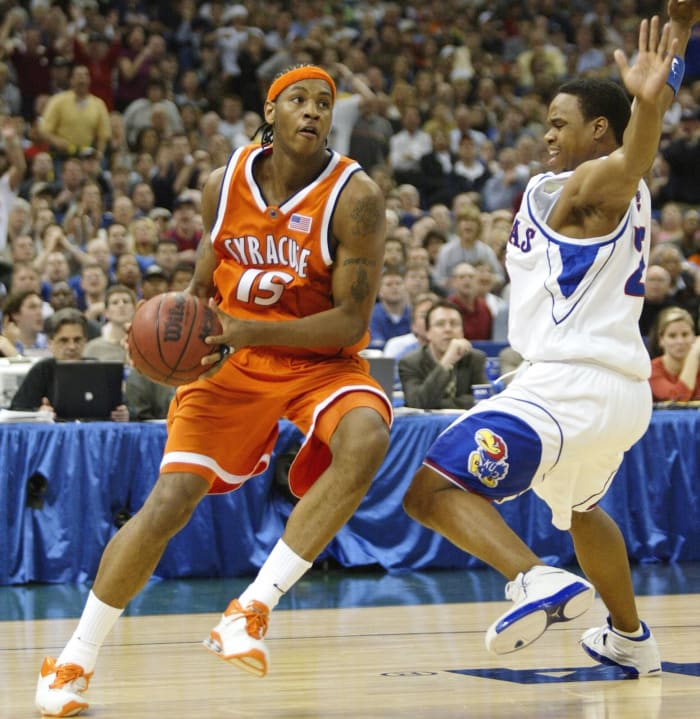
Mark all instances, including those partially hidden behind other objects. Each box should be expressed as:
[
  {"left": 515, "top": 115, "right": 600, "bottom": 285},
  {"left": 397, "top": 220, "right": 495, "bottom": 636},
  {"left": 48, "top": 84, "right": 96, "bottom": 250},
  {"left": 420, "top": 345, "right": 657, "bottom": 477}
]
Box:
[{"left": 649, "top": 306, "right": 700, "bottom": 401}]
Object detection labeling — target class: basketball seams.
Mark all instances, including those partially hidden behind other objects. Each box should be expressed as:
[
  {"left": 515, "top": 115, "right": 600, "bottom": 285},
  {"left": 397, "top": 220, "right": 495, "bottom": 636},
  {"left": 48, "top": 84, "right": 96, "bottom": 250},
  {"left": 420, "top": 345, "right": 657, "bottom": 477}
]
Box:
[
  {"left": 170, "top": 294, "right": 202, "bottom": 374},
  {"left": 128, "top": 292, "right": 221, "bottom": 386}
]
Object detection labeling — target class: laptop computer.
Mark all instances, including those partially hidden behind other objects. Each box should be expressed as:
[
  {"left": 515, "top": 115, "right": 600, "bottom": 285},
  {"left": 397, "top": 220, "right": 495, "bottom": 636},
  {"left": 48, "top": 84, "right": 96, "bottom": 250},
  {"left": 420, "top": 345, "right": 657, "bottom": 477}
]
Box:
[
  {"left": 366, "top": 356, "right": 396, "bottom": 399},
  {"left": 51, "top": 360, "right": 124, "bottom": 421}
]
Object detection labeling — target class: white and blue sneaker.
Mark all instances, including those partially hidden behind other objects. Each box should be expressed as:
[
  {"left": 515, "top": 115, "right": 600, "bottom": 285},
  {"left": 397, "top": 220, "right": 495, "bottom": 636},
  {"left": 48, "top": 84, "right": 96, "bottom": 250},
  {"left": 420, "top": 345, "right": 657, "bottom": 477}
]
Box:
[
  {"left": 485, "top": 565, "right": 595, "bottom": 654},
  {"left": 580, "top": 617, "right": 661, "bottom": 677}
]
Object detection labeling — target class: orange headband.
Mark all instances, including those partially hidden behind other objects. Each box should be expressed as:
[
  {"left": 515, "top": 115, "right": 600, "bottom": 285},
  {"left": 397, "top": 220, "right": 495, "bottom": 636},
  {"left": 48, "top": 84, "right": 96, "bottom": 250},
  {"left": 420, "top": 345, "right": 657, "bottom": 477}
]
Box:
[{"left": 266, "top": 66, "right": 336, "bottom": 104}]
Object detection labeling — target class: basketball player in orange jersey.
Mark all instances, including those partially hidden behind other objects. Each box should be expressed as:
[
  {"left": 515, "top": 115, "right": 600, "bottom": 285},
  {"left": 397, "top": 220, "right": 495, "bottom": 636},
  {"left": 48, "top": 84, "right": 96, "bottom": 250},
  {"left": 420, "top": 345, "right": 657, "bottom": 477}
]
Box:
[{"left": 36, "top": 65, "right": 392, "bottom": 716}]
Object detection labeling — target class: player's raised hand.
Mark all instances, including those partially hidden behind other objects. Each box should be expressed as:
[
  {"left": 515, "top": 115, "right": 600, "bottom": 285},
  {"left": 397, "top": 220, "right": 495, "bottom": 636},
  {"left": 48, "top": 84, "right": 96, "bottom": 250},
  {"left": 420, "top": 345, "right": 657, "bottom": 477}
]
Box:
[{"left": 614, "top": 16, "right": 678, "bottom": 104}]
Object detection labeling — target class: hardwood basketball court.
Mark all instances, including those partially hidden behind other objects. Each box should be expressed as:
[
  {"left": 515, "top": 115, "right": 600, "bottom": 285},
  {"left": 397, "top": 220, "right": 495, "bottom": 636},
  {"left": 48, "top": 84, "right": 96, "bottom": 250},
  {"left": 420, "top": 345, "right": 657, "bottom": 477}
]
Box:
[{"left": 2, "top": 567, "right": 699, "bottom": 718}]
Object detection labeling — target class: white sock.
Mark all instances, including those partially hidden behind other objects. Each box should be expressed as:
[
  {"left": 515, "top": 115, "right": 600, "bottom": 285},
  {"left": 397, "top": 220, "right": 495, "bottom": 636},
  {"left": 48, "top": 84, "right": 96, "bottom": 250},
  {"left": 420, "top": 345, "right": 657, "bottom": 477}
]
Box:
[
  {"left": 57, "top": 591, "right": 124, "bottom": 673},
  {"left": 238, "top": 539, "right": 312, "bottom": 611}
]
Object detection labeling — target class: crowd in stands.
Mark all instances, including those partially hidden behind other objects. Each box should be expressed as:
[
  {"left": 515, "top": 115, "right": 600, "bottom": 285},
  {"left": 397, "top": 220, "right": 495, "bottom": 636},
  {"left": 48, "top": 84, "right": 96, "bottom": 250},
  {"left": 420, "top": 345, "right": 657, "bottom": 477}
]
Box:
[{"left": 1, "top": 0, "right": 700, "bottom": 415}]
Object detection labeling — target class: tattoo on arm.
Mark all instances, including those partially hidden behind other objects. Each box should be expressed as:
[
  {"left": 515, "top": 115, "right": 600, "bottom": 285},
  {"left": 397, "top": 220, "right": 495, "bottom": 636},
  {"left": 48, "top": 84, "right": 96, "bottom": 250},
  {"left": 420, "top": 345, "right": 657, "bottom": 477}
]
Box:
[
  {"left": 350, "top": 195, "right": 382, "bottom": 236},
  {"left": 343, "top": 257, "right": 377, "bottom": 267},
  {"left": 350, "top": 266, "right": 371, "bottom": 303}
]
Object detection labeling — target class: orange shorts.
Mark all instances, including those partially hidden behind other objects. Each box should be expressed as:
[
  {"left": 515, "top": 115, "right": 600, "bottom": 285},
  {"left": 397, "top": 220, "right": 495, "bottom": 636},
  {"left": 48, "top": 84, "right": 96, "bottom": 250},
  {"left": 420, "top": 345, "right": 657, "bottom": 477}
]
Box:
[{"left": 161, "top": 347, "right": 393, "bottom": 496}]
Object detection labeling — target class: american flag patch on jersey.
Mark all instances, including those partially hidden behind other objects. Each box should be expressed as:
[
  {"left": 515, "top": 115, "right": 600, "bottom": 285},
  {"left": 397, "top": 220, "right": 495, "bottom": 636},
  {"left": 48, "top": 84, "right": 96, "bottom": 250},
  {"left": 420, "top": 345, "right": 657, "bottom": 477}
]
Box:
[{"left": 288, "top": 213, "right": 312, "bottom": 233}]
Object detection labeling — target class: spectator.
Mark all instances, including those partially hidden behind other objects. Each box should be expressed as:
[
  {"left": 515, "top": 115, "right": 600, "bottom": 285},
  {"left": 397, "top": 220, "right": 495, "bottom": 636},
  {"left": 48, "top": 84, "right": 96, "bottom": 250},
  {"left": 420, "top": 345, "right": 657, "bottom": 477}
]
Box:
[
  {"left": 149, "top": 207, "right": 173, "bottom": 237},
  {"left": 481, "top": 147, "right": 530, "bottom": 213},
  {"left": 105, "top": 222, "right": 132, "bottom": 269},
  {"left": 162, "top": 194, "right": 202, "bottom": 263},
  {"left": 348, "top": 93, "right": 393, "bottom": 171},
  {"left": 113, "top": 252, "right": 142, "bottom": 297},
  {"left": 76, "top": 261, "right": 109, "bottom": 322},
  {"left": 114, "top": 28, "right": 163, "bottom": 113},
  {"left": 40, "top": 250, "right": 71, "bottom": 295},
  {"left": 123, "top": 78, "right": 183, "bottom": 150},
  {"left": 9, "top": 306, "right": 128, "bottom": 420},
  {"left": 1, "top": 289, "right": 48, "bottom": 356},
  {"left": 125, "top": 366, "right": 175, "bottom": 421},
  {"left": 388, "top": 103, "right": 432, "bottom": 186},
  {"left": 657, "top": 201, "right": 684, "bottom": 245},
  {"left": 681, "top": 208, "right": 700, "bottom": 262},
  {"left": 417, "top": 125, "right": 460, "bottom": 209},
  {"left": 574, "top": 22, "right": 607, "bottom": 76},
  {"left": 230, "top": 111, "right": 263, "bottom": 149},
  {"left": 168, "top": 260, "right": 194, "bottom": 292},
  {"left": 5, "top": 233, "right": 36, "bottom": 266},
  {"left": 452, "top": 134, "right": 491, "bottom": 195},
  {"left": 403, "top": 262, "right": 432, "bottom": 307},
  {"left": 34, "top": 223, "right": 87, "bottom": 279},
  {"left": 7, "top": 261, "right": 52, "bottom": 316},
  {"left": 446, "top": 262, "right": 493, "bottom": 341},
  {"left": 153, "top": 238, "right": 180, "bottom": 277},
  {"left": 112, "top": 196, "right": 137, "bottom": 229},
  {"left": 140, "top": 264, "right": 169, "bottom": 300},
  {"left": 649, "top": 306, "right": 700, "bottom": 401},
  {"left": 71, "top": 32, "right": 121, "bottom": 111},
  {"left": 63, "top": 181, "right": 110, "bottom": 247},
  {"left": 395, "top": 183, "right": 425, "bottom": 227},
  {"left": 0, "top": 120, "right": 27, "bottom": 256},
  {"left": 649, "top": 243, "right": 699, "bottom": 317},
  {"left": 474, "top": 262, "right": 506, "bottom": 320},
  {"left": 216, "top": 95, "right": 244, "bottom": 146},
  {"left": 6, "top": 196, "right": 31, "bottom": 249},
  {"left": 44, "top": 280, "right": 101, "bottom": 340},
  {"left": 20, "top": 151, "right": 55, "bottom": 202},
  {"left": 449, "top": 103, "right": 488, "bottom": 155},
  {"left": 150, "top": 134, "right": 202, "bottom": 209},
  {"left": 3, "top": 18, "right": 56, "bottom": 120},
  {"left": 38, "top": 64, "right": 111, "bottom": 160},
  {"left": 325, "top": 61, "right": 376, "bottom": 156},
  {"left": 131, "top": 217, "right": 159, "bottom": 269},
  {"left": 50, "top": 158, "right": 84, "bottom": 221},
  {"left": 399, "top": 300, "right": 487, "bottom": 410},
  {"left": 369, "top": 270, "right": 411, "bottom": 351},
  {"left": 659, "top": 107, "right": 700, "bottom": 206},
  {"left": 383, "top": 291, "right": 439, "bottom": 394},
  {"left": 84, "top": 284, "right": 136, "bottom": 362},
  {"left": 515, "top": 26, "right": 566, "bottom": 95},
  {"left": 130, "top": 182, "right": 156, "bottom": 220},
  {"left": 0, "top": 61, "right": 21, "bottom": 117},
  {"left": 434, "top": 205, "right": 504, "bottom": 290},
  {"left": 639, "top": 264, "right": 675, "bottom": 341}
]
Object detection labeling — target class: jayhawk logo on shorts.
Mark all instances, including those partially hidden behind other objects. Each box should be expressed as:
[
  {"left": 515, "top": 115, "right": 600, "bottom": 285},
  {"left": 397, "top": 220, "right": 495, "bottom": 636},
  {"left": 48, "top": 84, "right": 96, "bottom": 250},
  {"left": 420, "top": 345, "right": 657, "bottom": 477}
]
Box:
[{"left": 468, "top": 428, "right": 510, "bottom": 489}]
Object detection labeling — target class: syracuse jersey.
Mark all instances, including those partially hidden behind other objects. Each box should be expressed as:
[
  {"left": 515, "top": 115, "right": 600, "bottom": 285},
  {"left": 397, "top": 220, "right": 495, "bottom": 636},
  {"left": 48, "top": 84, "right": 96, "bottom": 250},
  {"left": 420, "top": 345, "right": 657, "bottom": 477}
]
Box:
[
  {"left": 210, "top": 144, "right": 365, "bottom": 358},
  {"left": 506, "top": 172, "right": 652, "bottom": 380}
]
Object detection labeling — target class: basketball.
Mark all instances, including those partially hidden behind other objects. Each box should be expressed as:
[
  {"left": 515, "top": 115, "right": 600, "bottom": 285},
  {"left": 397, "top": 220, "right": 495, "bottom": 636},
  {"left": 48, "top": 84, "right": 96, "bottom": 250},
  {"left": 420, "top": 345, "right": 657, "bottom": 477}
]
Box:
[{"left": 127, "top": 292, "right": 224, "bottom": 386}]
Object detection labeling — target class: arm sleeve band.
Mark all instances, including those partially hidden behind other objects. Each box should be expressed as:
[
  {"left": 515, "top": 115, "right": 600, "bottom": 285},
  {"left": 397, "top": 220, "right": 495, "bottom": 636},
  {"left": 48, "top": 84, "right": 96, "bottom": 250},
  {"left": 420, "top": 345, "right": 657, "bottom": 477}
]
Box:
[{"left": 666, "top": 55, "right": 685, "bottom": 95}]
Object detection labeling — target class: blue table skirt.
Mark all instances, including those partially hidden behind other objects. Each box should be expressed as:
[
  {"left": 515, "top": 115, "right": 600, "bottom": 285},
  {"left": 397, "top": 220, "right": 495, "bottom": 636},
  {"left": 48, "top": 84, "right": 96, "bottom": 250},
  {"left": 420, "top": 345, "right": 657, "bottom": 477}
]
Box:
[{"left": 1, "top": 410, "right": 698, "bottom": 585}]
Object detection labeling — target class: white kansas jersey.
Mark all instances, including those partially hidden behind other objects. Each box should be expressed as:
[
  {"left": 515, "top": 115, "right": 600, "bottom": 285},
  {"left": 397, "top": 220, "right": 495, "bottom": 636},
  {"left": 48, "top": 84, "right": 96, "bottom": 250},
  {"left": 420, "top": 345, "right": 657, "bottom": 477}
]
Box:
[{"left": 505, "top": 171, "right": 652, "bottom": 380}]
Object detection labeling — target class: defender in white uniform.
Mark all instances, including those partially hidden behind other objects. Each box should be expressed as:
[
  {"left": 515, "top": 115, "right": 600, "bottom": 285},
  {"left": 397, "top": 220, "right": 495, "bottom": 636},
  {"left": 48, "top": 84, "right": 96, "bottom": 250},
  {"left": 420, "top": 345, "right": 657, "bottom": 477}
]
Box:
[{"left": 404, "top": 3, "right": 700, "bottom": 677}]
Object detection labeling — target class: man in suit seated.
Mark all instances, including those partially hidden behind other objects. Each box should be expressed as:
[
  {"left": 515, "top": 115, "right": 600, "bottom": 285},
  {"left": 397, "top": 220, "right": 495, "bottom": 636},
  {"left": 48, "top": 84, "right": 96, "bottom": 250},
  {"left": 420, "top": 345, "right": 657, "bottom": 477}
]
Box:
[{"left": 399, "top": 300, "right": 487, "bottom": 410}]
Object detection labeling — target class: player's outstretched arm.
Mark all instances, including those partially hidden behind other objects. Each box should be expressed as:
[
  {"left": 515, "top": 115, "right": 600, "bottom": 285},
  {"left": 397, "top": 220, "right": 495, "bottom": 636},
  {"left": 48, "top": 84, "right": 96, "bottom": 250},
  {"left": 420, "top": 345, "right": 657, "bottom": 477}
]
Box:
[
  {"left": 565, "top": 7, "right": 697, "bottom": 222},
  {"left": 612, "top": 1, "right": 699, "bottom": 183}
]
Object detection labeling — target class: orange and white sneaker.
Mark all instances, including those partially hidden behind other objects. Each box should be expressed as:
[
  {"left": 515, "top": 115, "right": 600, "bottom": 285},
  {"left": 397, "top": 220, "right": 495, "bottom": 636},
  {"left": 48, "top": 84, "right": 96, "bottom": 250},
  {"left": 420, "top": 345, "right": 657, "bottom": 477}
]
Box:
[
  {"left": 203, "top": 598, "right": 270, "bottom": 677},
  {"left": 35, "top": 656, "right": 92, "bottom": 717}
]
